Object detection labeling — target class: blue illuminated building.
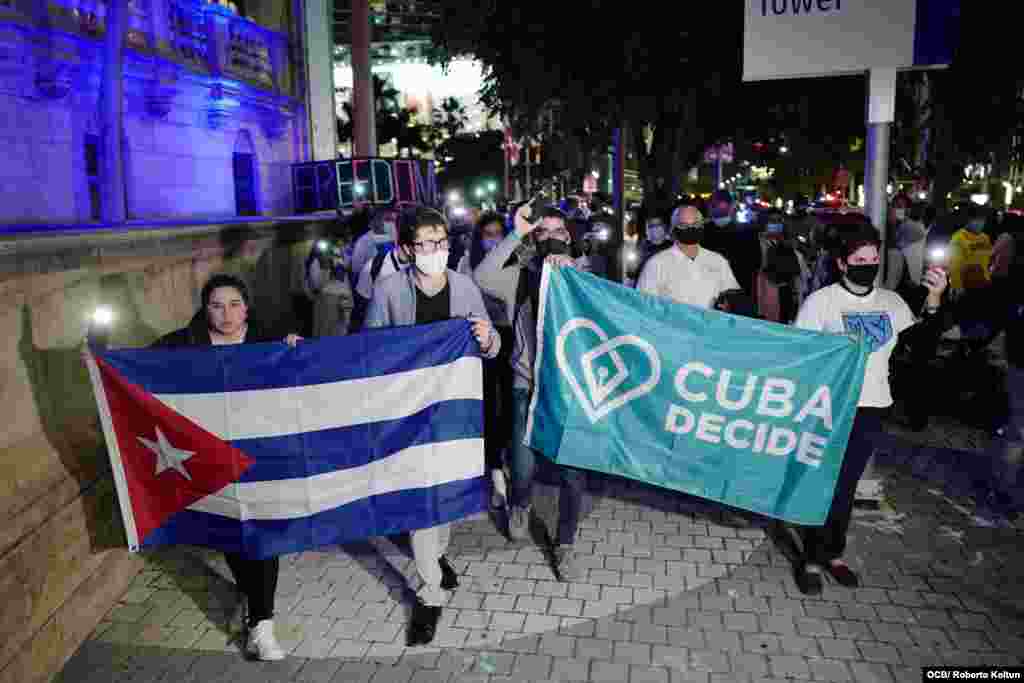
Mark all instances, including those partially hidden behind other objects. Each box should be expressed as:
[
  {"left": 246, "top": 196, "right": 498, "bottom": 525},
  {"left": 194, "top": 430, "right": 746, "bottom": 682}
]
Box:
[{"left": 0, "top": 0, "right": 302, "bottom": 226}]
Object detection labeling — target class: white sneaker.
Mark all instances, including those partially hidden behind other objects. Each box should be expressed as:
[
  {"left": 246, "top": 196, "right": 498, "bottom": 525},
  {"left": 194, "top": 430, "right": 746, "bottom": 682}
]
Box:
[
  {"left": 247, "top": 619, "right": 285, "bottom": 661},
  {"left": 491, "top": 468, "right": 508, "bottom": 508}
]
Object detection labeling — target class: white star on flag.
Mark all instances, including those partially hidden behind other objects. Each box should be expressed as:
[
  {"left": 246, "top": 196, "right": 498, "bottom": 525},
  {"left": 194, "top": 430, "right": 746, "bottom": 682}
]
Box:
[{"left": 137, "top": 426, "right": 194, "bottom": 481}]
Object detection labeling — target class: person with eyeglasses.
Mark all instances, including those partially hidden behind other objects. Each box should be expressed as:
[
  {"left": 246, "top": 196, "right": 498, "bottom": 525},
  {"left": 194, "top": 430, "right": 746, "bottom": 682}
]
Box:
[
  {"left": 636, "top": 204, "right": 740, "bottom": 309},
  {"left": 364, "top": 206, "right": 500, "bottom": 647}
]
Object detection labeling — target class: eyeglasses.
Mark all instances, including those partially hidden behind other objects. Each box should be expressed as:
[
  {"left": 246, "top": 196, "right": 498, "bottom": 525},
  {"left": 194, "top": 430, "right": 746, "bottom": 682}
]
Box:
[{"left": 411, "top": 238, "right": 449, "bottom": 253}]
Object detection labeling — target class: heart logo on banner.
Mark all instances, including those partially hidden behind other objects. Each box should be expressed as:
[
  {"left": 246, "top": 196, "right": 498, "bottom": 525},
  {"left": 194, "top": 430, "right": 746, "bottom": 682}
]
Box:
[{"left": 555, "top": 318, "right": 662, "bottom": 423}]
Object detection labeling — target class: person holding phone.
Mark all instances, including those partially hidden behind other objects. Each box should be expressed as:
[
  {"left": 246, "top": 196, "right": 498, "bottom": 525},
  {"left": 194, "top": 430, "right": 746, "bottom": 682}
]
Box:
[
  {"left": 792, "top": 225, "right": 949, "bottom": 594},
  {"left": 473, "top": 199, "right": 588, "bottom": 581}
]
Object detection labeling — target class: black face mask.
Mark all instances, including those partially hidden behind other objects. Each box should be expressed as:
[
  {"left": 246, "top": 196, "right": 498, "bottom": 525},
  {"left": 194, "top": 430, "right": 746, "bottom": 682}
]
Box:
[
  {"left": 844, "top": 263, "right": 879, "bottom": 288},
  {"left": 673, "top": 226, "right": 704, "bottom": 245},
  {"left": 537, "top": 238, "right": 571, "bottom": 259}
]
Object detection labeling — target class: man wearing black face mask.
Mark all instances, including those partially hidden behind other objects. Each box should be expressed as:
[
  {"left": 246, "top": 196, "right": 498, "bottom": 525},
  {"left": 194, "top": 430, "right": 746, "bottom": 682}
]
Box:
[
  {"left": 792, "top": 224, "right": 948, "bottom": 595},
  {"left": 636, "top": 205, "right": 740, "bottom": 308},
  {"left": 474, "top": 205, "right": 588, "bottom": 582}
]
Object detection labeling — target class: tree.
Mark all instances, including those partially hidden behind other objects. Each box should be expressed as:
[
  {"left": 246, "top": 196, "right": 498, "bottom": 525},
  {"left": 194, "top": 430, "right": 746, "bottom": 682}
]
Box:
[
  {"left": 736, "top": 76, "right": 867, "bottom": 199},
  {"left": 337, "top": 75, "right": 431, "bottom": 157},
  {"left": 436, "top": 131, "right": 504, "bottom": 203},
  {"left": 925, "top": 7, "right": 1024, "bottom": 212},
  {"left": 431, "top": 2, "right": 745, "bottom": 218},
  {"left": 433, "top": 97, "right": 469, "bottom": 141}
]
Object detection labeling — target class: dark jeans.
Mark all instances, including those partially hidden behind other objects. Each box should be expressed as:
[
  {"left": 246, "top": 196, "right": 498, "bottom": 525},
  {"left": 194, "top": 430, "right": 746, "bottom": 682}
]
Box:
[
  {"left": 483, "top": 326, "right": 515, "bottom": 471},
  {"left": 800, "top": 408, "right": 883, "bottom": 564},
  {"left": 224, "top": 553, "right": 280, "bottom": 626},
  {"left": 509, "top": 388, "right": 586, "bottom": 545}
]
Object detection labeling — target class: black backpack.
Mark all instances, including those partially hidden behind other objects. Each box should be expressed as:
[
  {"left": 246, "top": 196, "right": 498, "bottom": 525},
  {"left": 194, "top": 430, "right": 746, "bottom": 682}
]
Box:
[
  {"left": 370, "top": 250, "right": 389, "bottom": 285},
  {"left": 763, "top": 240, "right": 801, "bottom": 285}
]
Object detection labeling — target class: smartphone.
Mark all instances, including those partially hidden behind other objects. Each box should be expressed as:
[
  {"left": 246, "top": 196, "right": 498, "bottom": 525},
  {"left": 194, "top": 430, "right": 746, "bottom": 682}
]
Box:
[
  {"left": 524, "top": 192, "right": 549, "bottom": 224},
  {"left": 927, "top": 246, "right": 947, "bottom": 271}
]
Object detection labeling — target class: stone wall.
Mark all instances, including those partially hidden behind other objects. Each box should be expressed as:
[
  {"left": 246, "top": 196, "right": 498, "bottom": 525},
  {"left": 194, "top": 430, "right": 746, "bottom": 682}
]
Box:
[{"left": 0, "top": 218, "right": 330, "bottom": 683}]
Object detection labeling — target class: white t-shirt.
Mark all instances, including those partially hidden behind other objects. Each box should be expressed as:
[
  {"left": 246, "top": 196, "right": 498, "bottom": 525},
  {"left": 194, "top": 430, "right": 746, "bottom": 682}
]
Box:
[
  {"left": 795, "top": 283, "right": 916, "bottom": 408},
  {"left": 636, "top": 245, "right": 739, "bottom": 309},
  {"left": 356, "top": 250, "right": 406, "bottom": 300}
]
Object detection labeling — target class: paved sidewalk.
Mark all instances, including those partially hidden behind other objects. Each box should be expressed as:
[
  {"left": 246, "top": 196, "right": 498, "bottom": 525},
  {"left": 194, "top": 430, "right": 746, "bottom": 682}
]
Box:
[{"left": 56, "top": 421, "right": 1024, "bottom": 683}]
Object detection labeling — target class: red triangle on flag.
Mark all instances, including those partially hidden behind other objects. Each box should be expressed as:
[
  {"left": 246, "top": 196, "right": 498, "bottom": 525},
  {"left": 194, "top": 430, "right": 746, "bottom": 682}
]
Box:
[{"left": 93, "top": 356, "right": 255, "bottom": 544}]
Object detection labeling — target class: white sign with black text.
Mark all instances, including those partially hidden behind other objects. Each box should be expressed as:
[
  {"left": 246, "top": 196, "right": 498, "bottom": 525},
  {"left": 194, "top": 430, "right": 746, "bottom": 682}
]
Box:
[{"left": 743, "top": 0, "right": 917, "bottom": 81}]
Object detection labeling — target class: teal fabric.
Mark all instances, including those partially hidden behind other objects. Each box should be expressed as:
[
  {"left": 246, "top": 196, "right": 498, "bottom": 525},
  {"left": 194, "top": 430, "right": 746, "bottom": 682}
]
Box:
[{"left": 525, "top": 266, "right": 868, "bottom": 525}]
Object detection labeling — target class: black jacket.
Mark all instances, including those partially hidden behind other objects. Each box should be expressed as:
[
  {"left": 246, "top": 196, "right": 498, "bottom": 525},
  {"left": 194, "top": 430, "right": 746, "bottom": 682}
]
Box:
[
  {"left": 704, "top": 222, "right": 762, "bottom": 296},
  {"left": 153, "top": 311, "right": 274, "bottom": 348}
]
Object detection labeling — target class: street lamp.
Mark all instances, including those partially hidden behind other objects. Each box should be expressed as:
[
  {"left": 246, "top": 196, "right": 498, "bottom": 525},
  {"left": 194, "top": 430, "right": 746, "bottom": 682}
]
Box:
[
  {"left": 448, "top": 190, "right": 461, "bottom": 203},
  {"left": 475, "top": 187, "right": 485, "bottom": 198},
  {"left": 487, "top": 181, "right": 497, "bottom": 193},
  {"left": 779, "top": 146, "right": 788, "bottom": 154}
]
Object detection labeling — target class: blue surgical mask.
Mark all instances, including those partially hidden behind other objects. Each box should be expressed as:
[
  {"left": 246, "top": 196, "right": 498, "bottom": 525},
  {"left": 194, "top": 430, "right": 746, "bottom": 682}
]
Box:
[
  {"left": 711, "top": 216, "right": 731, "bottom": 228},
  {"left": 766, "top": 223, "right": 785, "bottom": 234},
  {"left": 481, "top": 238, "right": 500, "bottom": 252}
]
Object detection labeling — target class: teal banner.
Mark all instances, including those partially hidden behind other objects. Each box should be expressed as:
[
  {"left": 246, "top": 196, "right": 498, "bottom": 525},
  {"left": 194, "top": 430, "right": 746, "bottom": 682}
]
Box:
[{"left": 525, "top": 266, "right": 868, "bottom": 525}]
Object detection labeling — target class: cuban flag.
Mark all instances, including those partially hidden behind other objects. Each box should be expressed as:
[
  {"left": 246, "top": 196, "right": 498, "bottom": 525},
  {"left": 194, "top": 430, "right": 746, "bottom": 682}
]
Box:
[{"left": 84, "top": 319, "right": 486, "bottom": 559}]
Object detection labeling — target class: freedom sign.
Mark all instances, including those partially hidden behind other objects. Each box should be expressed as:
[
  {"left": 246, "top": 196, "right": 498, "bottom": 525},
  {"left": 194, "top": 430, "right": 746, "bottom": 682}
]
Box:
[{"left": 525, "top": 267, "right": 868, "bottom": 525}]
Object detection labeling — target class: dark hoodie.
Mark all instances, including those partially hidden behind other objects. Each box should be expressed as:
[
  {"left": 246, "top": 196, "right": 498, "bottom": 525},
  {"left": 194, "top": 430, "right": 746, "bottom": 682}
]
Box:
[{"left": 153, "top": 310, "right": 273, "bottom": 348}]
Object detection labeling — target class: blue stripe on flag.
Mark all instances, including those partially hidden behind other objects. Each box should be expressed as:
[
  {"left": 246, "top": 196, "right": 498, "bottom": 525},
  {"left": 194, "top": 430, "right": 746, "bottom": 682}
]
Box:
[
  {"left": 98, "top": 319, "right": 478, "bottom": 394},
  {"left": 142, "top": 476, "right": 486, "bottom": 559},
  {"left": 231, "top": 399, "right": 483, "bottom": 482}
]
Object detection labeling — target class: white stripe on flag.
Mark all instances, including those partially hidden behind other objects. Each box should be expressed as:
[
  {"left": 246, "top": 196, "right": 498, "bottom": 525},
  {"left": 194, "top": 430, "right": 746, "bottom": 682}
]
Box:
[
  {"left": 186, "top": 437, "right": 484, "bottom": 520},
  {"left": 155, "top": 356, "right": 481, "bottom": 441}
]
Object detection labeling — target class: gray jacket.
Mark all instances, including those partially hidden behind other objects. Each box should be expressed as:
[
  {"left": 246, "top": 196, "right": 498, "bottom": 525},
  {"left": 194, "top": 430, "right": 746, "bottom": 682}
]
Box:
[
  {"left": 473, "top": 231, "right": 536, "bottom": 391},
  {"left": 364, "top": 267, "right": 500, "bottom": 359}
]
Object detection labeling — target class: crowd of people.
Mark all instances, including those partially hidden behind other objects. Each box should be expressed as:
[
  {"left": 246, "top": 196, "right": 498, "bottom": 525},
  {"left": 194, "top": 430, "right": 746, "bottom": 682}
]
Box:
[{"left": 152, "top": 187, "right": 1022, "bottom": 659}]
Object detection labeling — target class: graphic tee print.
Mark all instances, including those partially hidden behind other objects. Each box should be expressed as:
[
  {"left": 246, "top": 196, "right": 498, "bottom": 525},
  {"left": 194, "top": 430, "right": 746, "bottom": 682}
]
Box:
[
  {"left": 795, "top": 284, "right": 915, "bottom": 408},
  {"left": 841, "top": 312, "right": 894, "bottom": 353}
]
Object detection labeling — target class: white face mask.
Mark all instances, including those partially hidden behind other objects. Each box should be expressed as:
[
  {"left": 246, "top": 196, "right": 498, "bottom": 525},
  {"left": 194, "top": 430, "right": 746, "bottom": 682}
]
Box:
[{"left": 416, "top": 250, "right": 448, "bottom": 276}]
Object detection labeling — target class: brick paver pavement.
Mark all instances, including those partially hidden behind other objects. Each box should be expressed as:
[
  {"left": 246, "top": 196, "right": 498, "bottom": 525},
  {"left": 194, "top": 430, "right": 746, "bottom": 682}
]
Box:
[{"left": 55, "top": 414, "right": 1024, "bottom": 682}]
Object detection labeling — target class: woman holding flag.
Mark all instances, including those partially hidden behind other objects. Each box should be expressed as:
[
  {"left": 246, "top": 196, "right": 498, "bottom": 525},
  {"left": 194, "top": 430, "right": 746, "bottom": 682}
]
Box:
[{"left": 153, "top": 273, "right": 302, "bottom": 661}]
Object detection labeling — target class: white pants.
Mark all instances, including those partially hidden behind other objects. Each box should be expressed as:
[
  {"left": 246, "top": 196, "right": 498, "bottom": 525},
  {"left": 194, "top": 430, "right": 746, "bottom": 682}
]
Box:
[{"left": 410, "top": 523, "right": 451, "bottom": 606}]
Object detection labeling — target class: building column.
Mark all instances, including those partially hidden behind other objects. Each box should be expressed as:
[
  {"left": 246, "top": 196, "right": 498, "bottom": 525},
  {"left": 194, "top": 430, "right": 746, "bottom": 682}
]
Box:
[
  {"left": 101, "top": 0, "right": 126, "bottom": 223},
  {"left": 303, "top": 0, "right": 337, "bottom": 160},
  {"left": 351, "top": 0, "right": 375, "bottom": 156}
]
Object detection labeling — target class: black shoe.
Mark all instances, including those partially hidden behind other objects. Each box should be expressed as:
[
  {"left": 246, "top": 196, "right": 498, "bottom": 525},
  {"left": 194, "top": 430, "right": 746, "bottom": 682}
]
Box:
[
  {"left": 795, "top": 563, "right": 823, "bottom": 595},
  {"left": 439, "top": 555, "right": 459, "bottom": 590},
  {"left": 407, "top": 602, "right": 442, "bottom": 646},
  {"left": 825, "top": 561, "right": 859, "bottom": 588}
]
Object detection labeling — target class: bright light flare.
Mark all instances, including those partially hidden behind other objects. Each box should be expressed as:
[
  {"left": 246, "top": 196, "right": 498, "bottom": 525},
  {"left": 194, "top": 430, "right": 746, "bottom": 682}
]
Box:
[{"left": 91, "top": 307, "right": 114, "bottom": 327}]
